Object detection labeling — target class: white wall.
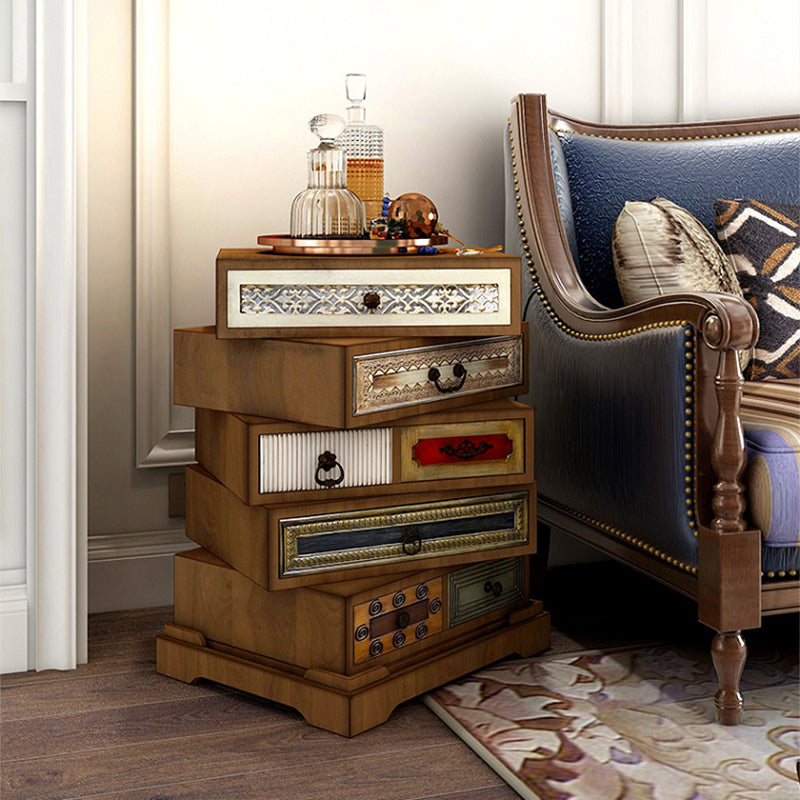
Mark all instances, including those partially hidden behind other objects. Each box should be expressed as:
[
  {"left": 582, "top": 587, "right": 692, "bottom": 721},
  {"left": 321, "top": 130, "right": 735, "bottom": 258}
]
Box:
[{"left": 85, "top": 0, "right": 800, "bottom": 610}]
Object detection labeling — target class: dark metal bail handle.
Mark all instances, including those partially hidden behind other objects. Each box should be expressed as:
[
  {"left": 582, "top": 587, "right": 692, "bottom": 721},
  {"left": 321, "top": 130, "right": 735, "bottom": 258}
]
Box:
[
  {"left": 401, "top": 526, "right": 423, "bottom": 555},
  {"left": 427, "top": 362, "right": 468, "bottom": 394},
  {"left": 314, "top": 450, "right": 345, "bottom": 487}
]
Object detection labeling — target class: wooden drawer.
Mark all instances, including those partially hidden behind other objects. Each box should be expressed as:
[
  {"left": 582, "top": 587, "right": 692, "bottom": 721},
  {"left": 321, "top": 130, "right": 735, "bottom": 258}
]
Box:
[
  {"left": 216, "top": 250, "right": 521, "bottom": 339},
  {"left": 174, "top": 325, "right": 527, "bottom": 429},
  {"left": 195, "top": 399, "right": 533, "bottom": 506},
  {"left": 185, "top": 463, "right": 536, "bottom": 591},
  {"left": 172, "top": 548, "right": 533, "bottom": 676}
]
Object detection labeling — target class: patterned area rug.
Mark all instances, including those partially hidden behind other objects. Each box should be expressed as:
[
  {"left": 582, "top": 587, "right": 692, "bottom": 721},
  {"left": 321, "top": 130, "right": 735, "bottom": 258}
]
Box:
[{"left": 424, "top": 641, "right": 799, "bottom": 800}]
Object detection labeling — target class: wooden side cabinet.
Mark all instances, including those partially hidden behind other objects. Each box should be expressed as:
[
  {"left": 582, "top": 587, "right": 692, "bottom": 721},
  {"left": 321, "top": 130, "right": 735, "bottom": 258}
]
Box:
[{"left": 158, "top": 253, "right": 549, "bottom": 736}]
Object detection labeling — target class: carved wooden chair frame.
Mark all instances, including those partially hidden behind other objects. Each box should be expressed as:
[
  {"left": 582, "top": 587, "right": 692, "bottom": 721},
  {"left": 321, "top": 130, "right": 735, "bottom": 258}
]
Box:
[{"left": 508, "top": 93, "right": 800, "bottom": 724}]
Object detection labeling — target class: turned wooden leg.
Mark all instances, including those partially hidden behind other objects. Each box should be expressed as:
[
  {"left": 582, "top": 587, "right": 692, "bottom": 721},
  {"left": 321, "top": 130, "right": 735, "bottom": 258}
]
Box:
[{"left": 710, "top": 630, "right": 746, "bottom": 725}]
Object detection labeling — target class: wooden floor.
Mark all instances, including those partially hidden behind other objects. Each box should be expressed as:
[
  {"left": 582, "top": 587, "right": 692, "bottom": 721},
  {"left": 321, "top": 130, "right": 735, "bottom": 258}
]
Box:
[{"left": 2, "top": 563, "right": 795, "bottom": 800}]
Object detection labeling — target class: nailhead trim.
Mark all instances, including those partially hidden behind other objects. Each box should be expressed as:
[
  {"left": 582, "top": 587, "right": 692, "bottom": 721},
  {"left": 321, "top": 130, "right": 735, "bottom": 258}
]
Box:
[{"left": 548, "top": 124, "right": 799, "bottom": 142}]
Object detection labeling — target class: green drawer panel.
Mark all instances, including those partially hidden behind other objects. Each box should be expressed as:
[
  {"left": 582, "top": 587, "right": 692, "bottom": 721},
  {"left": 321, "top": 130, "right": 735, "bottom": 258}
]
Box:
[{"left": 447, "top": 557, "right": 524, "bottom": 627}]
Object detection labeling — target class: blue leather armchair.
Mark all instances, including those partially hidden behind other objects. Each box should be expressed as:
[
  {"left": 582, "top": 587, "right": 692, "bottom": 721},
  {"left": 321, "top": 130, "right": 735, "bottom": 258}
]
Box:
[{"left": 506, "top": 94, "right": 800, "bottom": 724}]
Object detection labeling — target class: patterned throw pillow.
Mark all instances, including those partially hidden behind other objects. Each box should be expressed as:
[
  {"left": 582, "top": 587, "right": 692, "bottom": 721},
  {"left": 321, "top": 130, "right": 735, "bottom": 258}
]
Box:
[
  {"left": 612, "top": 197, "right": 750, "bottom": 369},
  {"left": 715, "top": 199, "right": 800, "bottom": 380},
  {"left": 612, "top": 196, "right": 744, "bottom": 303}
]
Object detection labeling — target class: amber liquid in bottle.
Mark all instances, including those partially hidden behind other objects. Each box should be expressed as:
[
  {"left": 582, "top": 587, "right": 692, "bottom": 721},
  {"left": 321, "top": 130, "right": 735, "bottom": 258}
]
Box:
[{"left": 345, "top": 158, "right": 384, "bottom": 220}]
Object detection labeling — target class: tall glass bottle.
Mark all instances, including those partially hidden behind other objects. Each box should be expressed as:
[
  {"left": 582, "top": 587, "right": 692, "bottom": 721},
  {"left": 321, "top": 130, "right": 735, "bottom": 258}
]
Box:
[
  {"left": 289, "top": 114, "right": 366, "bottom": 239},
  {"left": 337, "top": 73, "right": 384, "bottom": 221}
]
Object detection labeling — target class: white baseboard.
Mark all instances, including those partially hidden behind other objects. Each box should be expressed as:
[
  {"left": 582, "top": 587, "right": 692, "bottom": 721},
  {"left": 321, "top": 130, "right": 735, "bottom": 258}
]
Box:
[
  {"left": 88, "top": 529, "right": 194, "bottom": 613},
  {"left": 0, "top": 584, "right": 29, "bottom": 674}
]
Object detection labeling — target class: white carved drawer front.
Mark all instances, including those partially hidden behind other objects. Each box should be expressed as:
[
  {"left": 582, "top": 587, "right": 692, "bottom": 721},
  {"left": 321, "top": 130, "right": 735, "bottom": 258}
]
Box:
[
  {"left": 227, "top": 268, "right": 512, "bottom": 331},
  {"left": 279, "top": 491, "right": 529, "bottom": 579},
  {"left": 259, "top": 428, "right": 392, "bottom": 493},
  {"left": 448, "top": 558, "right": 525, "bottom": 627},
  {"left": 352, "top": 334, "right": 525, "bottom": 416}
]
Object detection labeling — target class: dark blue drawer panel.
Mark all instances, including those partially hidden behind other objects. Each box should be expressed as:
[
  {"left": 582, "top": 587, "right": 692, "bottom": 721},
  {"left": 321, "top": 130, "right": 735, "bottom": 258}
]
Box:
[{"left": 279, "top": 492, "right": 529, "bottom": 579}]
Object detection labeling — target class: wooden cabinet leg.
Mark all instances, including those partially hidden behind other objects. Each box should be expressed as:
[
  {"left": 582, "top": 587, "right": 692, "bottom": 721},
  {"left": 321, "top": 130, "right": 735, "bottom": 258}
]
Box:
[{"left": 710, "top": 630, "right": 746, "bottom": 725}]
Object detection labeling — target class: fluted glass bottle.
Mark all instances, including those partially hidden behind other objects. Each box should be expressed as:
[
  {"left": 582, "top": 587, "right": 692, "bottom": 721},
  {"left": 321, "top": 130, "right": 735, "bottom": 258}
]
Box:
[
  {"left": 290, "top": 114, "right": 366, "bottom": 239},
  {"left": 337, "top": 74, "right": 384, "bottom": 221}
]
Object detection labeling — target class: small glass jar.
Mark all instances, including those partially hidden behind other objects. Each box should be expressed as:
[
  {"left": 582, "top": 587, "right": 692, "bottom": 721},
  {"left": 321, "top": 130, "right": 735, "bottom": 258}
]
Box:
[{"left": 290, "top": 114, "right": 366, "bottom": 239}]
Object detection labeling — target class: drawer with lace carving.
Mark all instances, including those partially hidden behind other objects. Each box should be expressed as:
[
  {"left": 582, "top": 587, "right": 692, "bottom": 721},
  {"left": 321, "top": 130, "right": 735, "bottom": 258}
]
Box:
[
  {"left": 174, "top": 325, "right": 528, "bottom": 429},
  {"left": 195, "top": 399, "right": 533, "bottom": 506},
  {"left": 215, "top": 250, "right": 521, "bottom": 339},
  {"left": 184, "top": 463, "right": 536, "bottom": 591},
  {"left": 169, "top": 548, "right": 538, "bottom": 677}
]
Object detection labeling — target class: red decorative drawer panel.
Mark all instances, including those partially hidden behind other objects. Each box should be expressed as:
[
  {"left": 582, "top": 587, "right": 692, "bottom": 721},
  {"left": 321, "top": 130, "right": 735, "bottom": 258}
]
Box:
[{"left": 412, "top": 434, "right": 514, "bottom": 466}]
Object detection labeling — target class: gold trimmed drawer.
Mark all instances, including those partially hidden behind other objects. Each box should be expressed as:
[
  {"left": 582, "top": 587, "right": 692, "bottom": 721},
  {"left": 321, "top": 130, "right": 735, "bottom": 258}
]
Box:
[
  {"left": 185, "top": 463, "right": 537, "bottom": 591},
  {"left": 174, "top": 325, "right": 528, "bottom": 429},
  {"left": 195, "top": 399, "right": 533, "bottom": 506},
  {"left": 172, "top": 548, "right": 535, "bottom": 676},
  {"left": 215, "top": 250, "right": 521, "bottom": 339}
]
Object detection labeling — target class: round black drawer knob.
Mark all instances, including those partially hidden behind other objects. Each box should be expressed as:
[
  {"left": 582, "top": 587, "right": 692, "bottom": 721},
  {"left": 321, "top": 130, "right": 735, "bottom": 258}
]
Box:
[
  {"left": 396, "top": 611, "right": 411, "bottom": 629},
  {"left": 392, "top": 631, "right": 406, "bottom": 648},
  {"left": 484, "top": 580, "right": 503, "bottom": 597},
  {"left": 363, "top": 291, "right": 381, "bottom": 310},
  {"left": 354, "top": 624, "right": 369, "bottom": 642}
]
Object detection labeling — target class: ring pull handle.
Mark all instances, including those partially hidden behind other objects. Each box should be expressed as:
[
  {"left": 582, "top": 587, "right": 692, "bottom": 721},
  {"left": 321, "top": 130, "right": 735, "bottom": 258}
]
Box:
[
  {"left": 401, "top": 526, "right": 423, "bottom": 555},
  {"left": 427, "top": 362, "right": 468, "bottom": 394},
  {"left": 484, "top": 580, "right": 503, "bottom": 597},
  {"left": 314, "top": 450, "right": 345, "bottom": 487}
]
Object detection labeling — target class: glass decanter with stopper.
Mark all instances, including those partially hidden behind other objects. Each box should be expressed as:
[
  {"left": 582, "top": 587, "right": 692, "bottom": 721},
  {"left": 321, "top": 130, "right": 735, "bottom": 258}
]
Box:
[
  {"left": 337, "top": 74, "right": 384, "bottom": 221},
  {"left": 290, "top": 114, "right": 366, "bottom": 239}
]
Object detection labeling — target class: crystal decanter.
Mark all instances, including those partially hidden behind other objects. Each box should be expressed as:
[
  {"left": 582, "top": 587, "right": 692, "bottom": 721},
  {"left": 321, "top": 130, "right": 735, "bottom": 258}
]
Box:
[
  {"left": 289, "top": 114, "right": 366, "bottom": 239},
  {"left": 337, "top": 74, "right": 384, "bottom": 221}
]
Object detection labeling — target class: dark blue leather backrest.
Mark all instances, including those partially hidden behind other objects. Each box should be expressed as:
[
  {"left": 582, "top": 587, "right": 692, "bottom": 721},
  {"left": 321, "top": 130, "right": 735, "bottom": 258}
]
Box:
[{"left": 555, "top": 129, "right": 800, "bottom": 308}]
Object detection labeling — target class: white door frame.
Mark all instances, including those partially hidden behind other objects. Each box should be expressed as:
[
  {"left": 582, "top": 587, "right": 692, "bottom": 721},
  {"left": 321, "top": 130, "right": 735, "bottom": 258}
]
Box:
[{"left": 31, "top": 0, "right": 88, "bottom": 670}]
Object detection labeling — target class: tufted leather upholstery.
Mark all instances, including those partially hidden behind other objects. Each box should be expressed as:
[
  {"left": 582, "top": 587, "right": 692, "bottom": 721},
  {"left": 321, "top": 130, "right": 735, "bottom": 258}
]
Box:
[{"left": 555, "top": 131, "right": 800, "bottom": 308}]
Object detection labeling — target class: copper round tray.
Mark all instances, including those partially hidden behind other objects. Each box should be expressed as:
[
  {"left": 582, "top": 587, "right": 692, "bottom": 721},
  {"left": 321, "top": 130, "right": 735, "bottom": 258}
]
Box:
[{"left": 256, "top": 234, "right": 449, "bottom": 256}]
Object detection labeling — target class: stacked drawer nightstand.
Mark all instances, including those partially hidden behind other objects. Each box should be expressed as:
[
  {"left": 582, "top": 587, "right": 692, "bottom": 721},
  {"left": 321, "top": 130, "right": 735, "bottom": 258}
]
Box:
[{"left": 156, "top": 249, "right": 550, "bottom": 736}]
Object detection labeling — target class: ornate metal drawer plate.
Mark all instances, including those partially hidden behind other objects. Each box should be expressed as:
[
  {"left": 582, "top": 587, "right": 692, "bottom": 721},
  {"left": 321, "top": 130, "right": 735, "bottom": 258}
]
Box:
[
  {"left": 227, "top": 268, "right": 512, "bottom": 330},
  {"left": 352, "top": 335, "right": 524, "bottom": 416},
  {"left": 279, "top": 491, "right": 528, "bottom": 579},
  {"left": 448, "top": 558, "right": 524, "bottom": 627},
  {"left": 352, "top": 577, "right": 444, "bottom": 665}
]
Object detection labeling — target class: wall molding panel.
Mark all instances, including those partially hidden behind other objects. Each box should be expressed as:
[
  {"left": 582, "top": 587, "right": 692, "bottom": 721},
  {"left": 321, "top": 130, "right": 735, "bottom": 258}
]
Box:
[
  {"left": 679, "top": 0, "right": 709, "bottom": 121},
  {"left": 134, "top": 0, "right": 194, "bottom": 469},
  {"left": 601, "top": 0, "right": 634, "bottom": 123}
]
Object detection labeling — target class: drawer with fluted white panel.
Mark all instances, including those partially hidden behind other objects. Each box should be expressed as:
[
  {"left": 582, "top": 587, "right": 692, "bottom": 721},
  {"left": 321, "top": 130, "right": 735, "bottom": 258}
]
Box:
[
  {"left": 184, "top": 463, "right": 537, "bottom": 592},
  {"left": 215, "top": 250, "right": 521, "bottom": 339},
  {"left": 174, "top": 325, "right": 527, "bottom": 429},
  {"left": 195, "top": 399, "right": 533, "bottom": 506}
]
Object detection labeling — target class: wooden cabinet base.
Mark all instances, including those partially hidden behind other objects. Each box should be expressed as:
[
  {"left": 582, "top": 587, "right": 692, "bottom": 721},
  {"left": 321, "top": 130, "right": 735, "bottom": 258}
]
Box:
[{"left": 156, "top": 610, "right": 550, "bottom": 737}]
